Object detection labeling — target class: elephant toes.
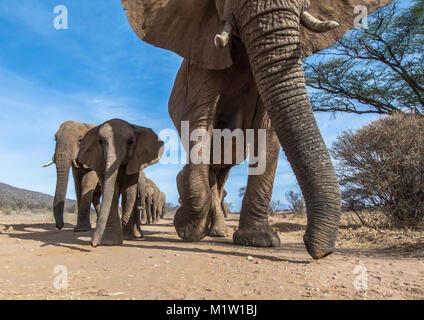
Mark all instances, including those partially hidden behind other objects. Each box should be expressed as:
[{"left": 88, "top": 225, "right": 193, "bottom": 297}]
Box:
[
  {"left": 208, "top": 226, "right": 231, "bottom": 238},
  {"left": 233, "top": 227, "right": 280, "bottom": 248},
  {"left": 174, "top": 207, "right": 211, "bottom": 242}
]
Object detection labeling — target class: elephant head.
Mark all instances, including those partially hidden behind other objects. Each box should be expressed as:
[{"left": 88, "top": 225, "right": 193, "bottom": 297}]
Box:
[
  {"left": 122, "top": 0, "right": 391, "bottom": 259},
  {"left": 78, "top": 119, "right": 163, "bottom": 246},
  {"left": 42, "top": 121, "right": 96, "bottom": 229}
]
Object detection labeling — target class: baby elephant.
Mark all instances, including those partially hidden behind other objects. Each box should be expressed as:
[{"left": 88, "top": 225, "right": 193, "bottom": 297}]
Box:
[{"left": 78, "top": 119, "right": 163, "bottom": 247}]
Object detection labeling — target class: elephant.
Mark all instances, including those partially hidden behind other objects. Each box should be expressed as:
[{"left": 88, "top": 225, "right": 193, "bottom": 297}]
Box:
[
  {"left": 42, "top": 120, "right": 102, "bottom": 232},
  {"left": 158, "top": 192, "right": 166, "bottom": 220},
  {"left": 121, "top": 0, "right": 391, "bottom": 259},
  {"left": 143, "top": 177, "right": 161, "bottom": 224},
  {"left": 78, "top": 119, "right": 164, "bottom": 247}
]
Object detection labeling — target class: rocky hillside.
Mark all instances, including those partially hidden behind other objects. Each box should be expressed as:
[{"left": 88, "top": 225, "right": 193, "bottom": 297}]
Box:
[{"left": 0, "top": 182, "right": 77, "bottom": 212}]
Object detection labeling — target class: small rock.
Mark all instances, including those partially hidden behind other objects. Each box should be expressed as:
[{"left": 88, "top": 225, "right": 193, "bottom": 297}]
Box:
[
  {"left": 153, "top": 264, "right": 159, "bottom": 268},
  {"left": 304, "top": 284, "right": 314, "bottom": 288},
  {"left": 175, "top": 253, "right": 180, "bottom": 257},
  {"left": 6, "top": 226, "right": 14, "bottom": 232},
  {"left": 255, "top": 261, "right": 261, "bottom": 264},
  {"left": 247, "top": 255, "right": 253, "bottom": 261}
]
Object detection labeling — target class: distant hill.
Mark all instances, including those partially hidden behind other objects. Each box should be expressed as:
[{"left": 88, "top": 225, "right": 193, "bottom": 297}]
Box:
[{"left": 0, "top": 182, "right": 77, "bottom": 212}]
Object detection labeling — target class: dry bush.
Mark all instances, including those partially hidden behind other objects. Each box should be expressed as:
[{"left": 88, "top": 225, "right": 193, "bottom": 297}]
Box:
[
  {"left": 331, "top": 114, "right": 424, "bottom": 229},
  {"left": 285, "top": 191, "right": 305, "bottom": 215}
]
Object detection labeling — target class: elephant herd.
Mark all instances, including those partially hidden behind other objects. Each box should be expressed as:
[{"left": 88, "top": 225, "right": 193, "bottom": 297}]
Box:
[
  {"left": 40, "top": 0, "right": 390, "bottom": 260},
  {"left": 43, "top": 119, "right": 165, "bottom": 246}
]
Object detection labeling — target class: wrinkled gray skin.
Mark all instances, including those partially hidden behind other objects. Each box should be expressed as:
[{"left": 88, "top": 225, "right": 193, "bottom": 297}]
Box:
[
  {"left": 158, "top": 192, "right": 166, "bottom": 220},
  {"left": 135, "top": 171, "right": 147, "bottom": 228},
  {"left": 78, "top": 119, "right": 163, "bottom": 247},
  {"left": 167, "top": 0, "right": 340, "bottom": 260},
  {"left": 43, "top": 121, "right": 102, "bottom": 232},
  {"left": 221, "top": 189, "right": 228, "bottom": 218}
]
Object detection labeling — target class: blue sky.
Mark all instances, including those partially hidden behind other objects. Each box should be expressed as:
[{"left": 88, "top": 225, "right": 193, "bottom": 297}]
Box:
[{"left": 0, "top": 0, "right": 384, "bottom": 210}]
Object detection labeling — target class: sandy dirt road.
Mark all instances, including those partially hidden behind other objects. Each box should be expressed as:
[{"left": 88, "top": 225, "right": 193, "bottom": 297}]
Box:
[{"left": 0, "top": 212, "right": 423, "bottom": 300}]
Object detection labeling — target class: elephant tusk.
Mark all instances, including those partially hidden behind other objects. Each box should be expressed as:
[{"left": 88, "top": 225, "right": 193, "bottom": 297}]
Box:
[
  {"left": 214, "top": 21, "right": 233, "bottom": 48},
  {"left": 72, "top": 159, "right": 80, "bottom": 169},
  {"left": 41, "top": 160, "right": 54, "bottom": 168},
  {"left": 214, "top": 32, "right": 230, "bottom": 48},
  {"left": 301, "top": 11, "right": 339, "bottom": 33}
]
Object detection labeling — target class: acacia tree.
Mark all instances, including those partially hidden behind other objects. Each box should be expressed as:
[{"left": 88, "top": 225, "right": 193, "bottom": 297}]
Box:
[
  {"left": 331, "top": 114, "right": 424, "bottom": 228},
  {"left": 304, "top": 0, "right": 424, "bottom": 115}
]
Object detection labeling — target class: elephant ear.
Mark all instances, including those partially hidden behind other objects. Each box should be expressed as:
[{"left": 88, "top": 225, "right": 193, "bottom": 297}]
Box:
[
  {"left": 126, "top": 126, "right": 164, "bottom": 175},
  {"left": 121, "top": 0, "right": 232, "bottom": 70},
  {"left": 78, "top": 127, "right": 104, "bottom": 173},
  {"left": 300, "top": 0, "right": 392, "bottom": 58}
]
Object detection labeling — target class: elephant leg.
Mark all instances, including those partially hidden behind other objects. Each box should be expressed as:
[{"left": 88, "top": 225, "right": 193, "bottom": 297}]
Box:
[
  {"left": 146, "top": 193, "right": 152, "bottom": 225},
  {"left": 75, "top": 169, "right": 98, "bottom": 232},
  {"left": 174, "top": 163, "right": 213, "bottom": 241},
  {"left": 141, "top": 207, "right": 147, "bottom": 224},
  {"left": 234, "top": 102, "right": 281, "bottom": 247},
  {"left": 208, "top": 167, "right": 231, "bottom": 237},
  {"left": 121, "top": 173, "right": 143, "bottom": 240},
  {"left": 170, "top": 61, "right": 222, "bottom": 241}
]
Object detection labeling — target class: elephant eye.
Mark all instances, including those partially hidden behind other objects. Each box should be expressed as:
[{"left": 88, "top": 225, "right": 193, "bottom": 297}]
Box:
[
  {"left": 128, "top": 139, "right": 134, "bottom": 145},
  {"left": 98, "top": 139, "right": 103, "bottom": 145},
  {"left": 78, "top": 137, "right": 83, "bottom": 143}
]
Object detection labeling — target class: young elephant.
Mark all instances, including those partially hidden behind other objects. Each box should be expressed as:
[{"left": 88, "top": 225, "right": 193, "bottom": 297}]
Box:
[
  {"left": 78, "top": 119, "right": 163, "bottom": 247},
  {"left": 42, "top": 121, "right": 101, "bottom": 232}
]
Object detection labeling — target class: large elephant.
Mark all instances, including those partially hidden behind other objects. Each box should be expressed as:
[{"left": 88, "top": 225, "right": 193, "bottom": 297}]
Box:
[
  {"left": 78, "top": 119, "right": 163, "bottom": 247},
  {"left": 121, "top": 0, "right": 391, "bottom": 259},
  {"left": 42, "top": 121, "right": 102, "bottom": 232}
]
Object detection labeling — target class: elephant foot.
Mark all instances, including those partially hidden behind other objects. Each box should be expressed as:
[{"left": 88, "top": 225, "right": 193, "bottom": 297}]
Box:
[
  {"left": 91, "top": 231, "right": 123, "bottom": 247},
  {"left": 303, "top": 234, "right": 334, "bottom": 260},
  {"left": 174, "top": 206, "right": 212, "bottom": 242},
  {"left": 208, "top": 226, "right": 230, "bottom": 237},
  {"left": 74, "top": 224, "right": 92, "bottom": 233},
  {"left": 233, "top": 227, "right": 280, "bottom": 247},
  {"left": 123, "top": 224, "right": 144, "bottom": 240}
]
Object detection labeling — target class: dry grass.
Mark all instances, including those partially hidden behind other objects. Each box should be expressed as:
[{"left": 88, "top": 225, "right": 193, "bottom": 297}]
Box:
[{"left": 270, "top": 211, "right": 424, "bottom": 257}]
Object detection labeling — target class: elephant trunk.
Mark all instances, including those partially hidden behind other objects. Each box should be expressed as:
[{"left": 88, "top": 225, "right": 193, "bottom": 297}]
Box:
[
  {"left": 91, "top": 160, "right": 119, "bottom": 247},
  {"left": 53, "top": 159, "right": 71, "bottom": 229},
  {"left": 137, "top": 174, "right": 146, "bottom": 224},
  {"left": 236, "top": 3, "right": 341, "bottom": 259}
]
